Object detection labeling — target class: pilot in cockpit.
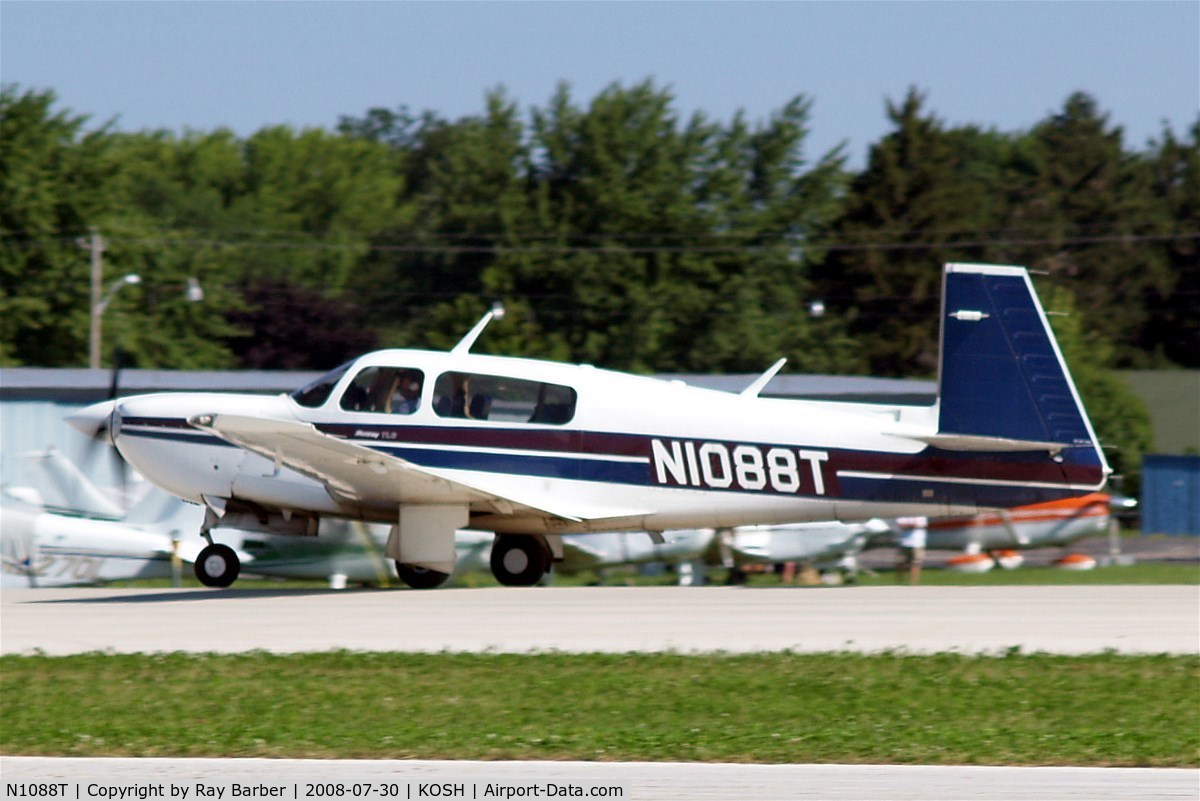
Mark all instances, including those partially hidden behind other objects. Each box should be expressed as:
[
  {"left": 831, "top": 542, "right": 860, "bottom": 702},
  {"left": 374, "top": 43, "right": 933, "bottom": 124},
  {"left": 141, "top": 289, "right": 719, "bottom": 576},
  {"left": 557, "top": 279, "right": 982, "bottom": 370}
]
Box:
[{"left": 390, "top": 371, "right": 423, "bottom": 414}]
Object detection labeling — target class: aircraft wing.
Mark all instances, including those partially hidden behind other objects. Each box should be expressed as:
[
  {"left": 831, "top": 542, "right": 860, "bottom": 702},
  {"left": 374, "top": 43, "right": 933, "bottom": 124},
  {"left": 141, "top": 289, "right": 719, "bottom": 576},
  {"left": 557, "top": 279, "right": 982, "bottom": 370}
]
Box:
[{"left": 189, "top": 414, "right": 636, "bottom": 523}]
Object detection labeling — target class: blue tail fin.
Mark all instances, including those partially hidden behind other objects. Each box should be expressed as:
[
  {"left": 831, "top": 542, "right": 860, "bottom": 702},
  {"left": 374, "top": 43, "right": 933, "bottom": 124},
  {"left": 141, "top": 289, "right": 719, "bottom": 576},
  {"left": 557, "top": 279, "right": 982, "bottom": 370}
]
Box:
[{"left": 936, "top": 264, "right": 1108, "bottom": 483}]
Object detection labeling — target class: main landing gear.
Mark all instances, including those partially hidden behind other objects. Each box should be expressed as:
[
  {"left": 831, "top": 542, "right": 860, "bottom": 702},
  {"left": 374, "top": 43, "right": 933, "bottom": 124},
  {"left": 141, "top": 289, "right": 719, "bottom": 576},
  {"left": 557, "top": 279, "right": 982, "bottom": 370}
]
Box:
[
  {"left": 395, "top": 562, "right": 450, "bottom": 589},
  {"left": 490, "top": 534, "right": 551, "bottom": 587},
  {"left": 195, "top": 542, "right": 240, "bottom": 588}
]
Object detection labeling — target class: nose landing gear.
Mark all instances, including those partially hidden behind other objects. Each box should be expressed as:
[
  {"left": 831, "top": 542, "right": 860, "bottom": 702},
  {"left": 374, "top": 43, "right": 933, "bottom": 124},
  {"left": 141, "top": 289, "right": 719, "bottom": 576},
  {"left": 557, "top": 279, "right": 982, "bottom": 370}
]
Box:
[{"left": 194, "top": 502, "right": 240, "bottom": 588}]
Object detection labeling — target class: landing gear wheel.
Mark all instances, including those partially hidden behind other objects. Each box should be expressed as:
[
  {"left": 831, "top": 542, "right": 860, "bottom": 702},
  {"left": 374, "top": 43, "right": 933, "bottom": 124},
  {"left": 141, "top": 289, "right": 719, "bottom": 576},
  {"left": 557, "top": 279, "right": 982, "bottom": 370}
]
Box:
[
  {"left": 395, "top": 562, "right": 450, "bottom": 589},
  {"left": 195, "top": 543, "right": 240, "bottom": 588},
  {"left": 490, "top": 535, "right": 550, "bottom": 587}
]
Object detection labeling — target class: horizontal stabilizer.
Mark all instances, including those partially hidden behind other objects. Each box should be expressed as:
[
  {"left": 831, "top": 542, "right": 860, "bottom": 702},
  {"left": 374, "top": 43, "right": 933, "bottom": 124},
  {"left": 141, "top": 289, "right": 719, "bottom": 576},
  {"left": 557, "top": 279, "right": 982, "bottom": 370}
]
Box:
[{"left": 906, "top": 432, "right": 1073, "bottom": 454}]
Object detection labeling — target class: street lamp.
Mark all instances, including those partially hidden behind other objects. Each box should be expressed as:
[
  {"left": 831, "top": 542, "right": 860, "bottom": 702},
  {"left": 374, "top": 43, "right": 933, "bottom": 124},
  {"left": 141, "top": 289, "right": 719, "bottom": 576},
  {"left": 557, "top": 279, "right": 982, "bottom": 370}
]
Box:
[
  {"left": 89, "top": 273, "right": 141, "bottom": 369},
  {"left": 80, "top": 225, "right": 206, "bottom": 368}
]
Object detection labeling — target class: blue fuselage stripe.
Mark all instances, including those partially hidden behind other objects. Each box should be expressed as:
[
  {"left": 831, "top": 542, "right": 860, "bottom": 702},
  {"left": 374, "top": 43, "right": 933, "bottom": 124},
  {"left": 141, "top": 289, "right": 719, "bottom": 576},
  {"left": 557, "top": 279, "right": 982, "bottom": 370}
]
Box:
[{"left": 375, "top": 445, "right": 646, "bottom": 484}]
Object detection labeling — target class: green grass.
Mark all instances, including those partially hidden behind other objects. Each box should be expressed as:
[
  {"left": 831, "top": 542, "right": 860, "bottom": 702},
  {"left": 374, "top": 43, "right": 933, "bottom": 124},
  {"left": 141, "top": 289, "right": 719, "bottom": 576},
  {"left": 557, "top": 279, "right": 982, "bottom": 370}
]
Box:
[
  {"left": 772, "top": 561, "right": 1200, "bottom": 587},
  {"left": 110, "top": 559, "right": 1199, "bottom": 591},
  {"left": 636, "top": 561, "right": 1200, "bottom": 588},
  {"left": 3, "top": 651, "right": 1197, "bottom": 766}
]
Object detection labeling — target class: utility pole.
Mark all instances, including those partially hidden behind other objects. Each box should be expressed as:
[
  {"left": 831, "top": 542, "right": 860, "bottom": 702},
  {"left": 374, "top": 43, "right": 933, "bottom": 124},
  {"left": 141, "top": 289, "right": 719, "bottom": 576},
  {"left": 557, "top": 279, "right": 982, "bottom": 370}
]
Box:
[{"left": 83, "top": 227, "right": 107, "bottom": 369}]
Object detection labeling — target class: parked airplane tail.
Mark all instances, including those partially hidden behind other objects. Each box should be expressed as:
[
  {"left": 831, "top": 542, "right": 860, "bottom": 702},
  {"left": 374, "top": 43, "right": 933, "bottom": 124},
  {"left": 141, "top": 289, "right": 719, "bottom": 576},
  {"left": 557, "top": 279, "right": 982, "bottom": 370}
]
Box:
[
  {"left": 27, "top": 447, "right": 125, "bottom": 519},
  {"left": 933, "top": 263, "right": 1109, "bottom": 485}
]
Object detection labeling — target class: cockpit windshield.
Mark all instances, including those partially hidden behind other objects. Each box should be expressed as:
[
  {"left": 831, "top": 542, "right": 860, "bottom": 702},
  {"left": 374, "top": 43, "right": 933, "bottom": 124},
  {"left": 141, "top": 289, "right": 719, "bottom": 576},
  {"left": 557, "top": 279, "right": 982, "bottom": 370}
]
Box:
[{"left": 290, "top": 361, "right": 353, "bottom": 408}]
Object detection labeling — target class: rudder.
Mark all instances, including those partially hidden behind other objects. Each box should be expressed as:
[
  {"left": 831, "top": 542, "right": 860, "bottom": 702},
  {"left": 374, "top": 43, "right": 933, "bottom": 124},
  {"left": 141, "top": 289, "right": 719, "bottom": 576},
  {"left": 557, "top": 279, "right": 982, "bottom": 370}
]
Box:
[{"left": 936, "top": 263, "right": 1108, "bottom": 482}]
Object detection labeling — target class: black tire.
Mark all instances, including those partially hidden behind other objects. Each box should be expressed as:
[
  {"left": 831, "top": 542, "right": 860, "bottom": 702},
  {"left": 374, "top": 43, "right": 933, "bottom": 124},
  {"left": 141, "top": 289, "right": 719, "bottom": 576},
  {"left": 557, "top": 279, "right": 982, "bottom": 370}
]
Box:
[
  {"left": 195, "top": 543, "right": 240, "bottom": 588},
  {"left": 395, "top": 562, "right": 450, "bottom": 589},
  {"left": 490, "top": 535, "right": 550, "bottom": 587}
]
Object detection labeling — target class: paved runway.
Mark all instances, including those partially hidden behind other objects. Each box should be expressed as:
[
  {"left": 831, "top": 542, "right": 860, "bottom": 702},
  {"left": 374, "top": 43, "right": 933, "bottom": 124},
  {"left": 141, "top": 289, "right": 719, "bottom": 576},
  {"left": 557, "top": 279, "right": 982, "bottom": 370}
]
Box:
[
  {"left": 4, "top": 585, "right": 1197, "bottom": 800},
  {"left": 2, "top": 584, "right": 1197, "bottom": 656}
]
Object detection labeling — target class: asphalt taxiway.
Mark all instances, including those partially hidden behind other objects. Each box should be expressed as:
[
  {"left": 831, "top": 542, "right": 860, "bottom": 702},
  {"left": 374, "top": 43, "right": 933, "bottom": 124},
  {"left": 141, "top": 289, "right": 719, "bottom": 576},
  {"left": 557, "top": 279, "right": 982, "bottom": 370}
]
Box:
[{"left": 2, "top": 584, "right": 1197, "bottom": 656}]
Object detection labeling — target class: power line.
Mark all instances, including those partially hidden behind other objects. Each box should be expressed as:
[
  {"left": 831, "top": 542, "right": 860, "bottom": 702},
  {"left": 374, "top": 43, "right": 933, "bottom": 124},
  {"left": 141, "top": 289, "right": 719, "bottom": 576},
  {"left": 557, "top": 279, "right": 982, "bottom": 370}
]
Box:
[{"left": 3, "top": 231, "right": 1197, "bottom": 255}]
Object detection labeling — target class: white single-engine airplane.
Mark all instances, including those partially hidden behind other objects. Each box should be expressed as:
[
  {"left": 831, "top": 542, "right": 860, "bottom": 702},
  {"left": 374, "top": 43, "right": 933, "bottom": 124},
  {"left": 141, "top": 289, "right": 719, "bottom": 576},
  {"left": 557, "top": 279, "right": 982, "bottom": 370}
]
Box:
[{"left": 69, "top": 264, "right": 1109, "bottom": 589}]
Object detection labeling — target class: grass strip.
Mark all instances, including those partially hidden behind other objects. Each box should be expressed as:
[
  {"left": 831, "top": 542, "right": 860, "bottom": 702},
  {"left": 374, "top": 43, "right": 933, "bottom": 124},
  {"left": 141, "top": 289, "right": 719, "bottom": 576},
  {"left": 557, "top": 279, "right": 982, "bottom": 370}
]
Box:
[
  {"left": 111, "top": 560, "right": 1200, "bottom": 591},
  {"left": 3, "top": 651, "right": 1196, "bottom": 766},
  {"left": 569, "top": 561, "right": 1200, "bottom": 588}
]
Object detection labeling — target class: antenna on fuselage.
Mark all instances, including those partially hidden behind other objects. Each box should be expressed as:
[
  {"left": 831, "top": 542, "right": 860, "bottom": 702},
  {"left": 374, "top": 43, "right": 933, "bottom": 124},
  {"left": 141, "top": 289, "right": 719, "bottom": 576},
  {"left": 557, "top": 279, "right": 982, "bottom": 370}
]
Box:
[
  {"left": 740, "top": 358, "right": 787, "bottom": 398},
  {"left": 451, "top": 302, "right": 506, "bottom": 355}
]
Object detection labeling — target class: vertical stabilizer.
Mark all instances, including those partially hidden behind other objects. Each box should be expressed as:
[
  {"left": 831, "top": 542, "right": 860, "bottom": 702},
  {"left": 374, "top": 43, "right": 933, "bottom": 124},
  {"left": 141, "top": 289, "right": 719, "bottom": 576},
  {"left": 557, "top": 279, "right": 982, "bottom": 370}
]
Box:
[
  {"left": 28, "top": 447, "right": 125, "bottom": 519},
  {"left": 936, "top": 264, "right": 1108, "bottom": 484}
]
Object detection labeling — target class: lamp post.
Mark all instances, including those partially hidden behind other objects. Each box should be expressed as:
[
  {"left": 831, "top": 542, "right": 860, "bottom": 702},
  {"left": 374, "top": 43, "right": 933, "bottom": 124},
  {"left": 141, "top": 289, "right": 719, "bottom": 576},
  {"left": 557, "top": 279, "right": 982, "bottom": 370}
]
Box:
[
  {"left": 89, "top": 273, "right": 141, "bottom": 369},
  {"left": 81, "top": 227, "right": 205, "bottom": 368}
]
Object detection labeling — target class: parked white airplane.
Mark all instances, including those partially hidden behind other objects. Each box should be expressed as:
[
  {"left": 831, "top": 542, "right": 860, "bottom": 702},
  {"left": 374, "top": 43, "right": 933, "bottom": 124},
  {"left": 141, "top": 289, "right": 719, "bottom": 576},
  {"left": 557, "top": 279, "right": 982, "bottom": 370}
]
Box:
[
  {"left": 722, "top": 493, "right": 1130, "bottom": 579},
  {"left": 220, "top": 524, "right": 495, "bottom": 587},
  {"left": 69, "top": 264, "right": 1109, "bottom": 589},
  {"left": 724, "top": 519, "right": 891, "bottom": 577},
  {"left": 0, "top": 449, "right": 496, "bottom": 588},
  {"left": 555, "top": 529, "right": 715, "bottom": 579},
  {"left": 0, "top": 484, "right": 200, "bottom": 588},
  {"left": 198, "top": 527, "right": 704, "bottom": 588}
]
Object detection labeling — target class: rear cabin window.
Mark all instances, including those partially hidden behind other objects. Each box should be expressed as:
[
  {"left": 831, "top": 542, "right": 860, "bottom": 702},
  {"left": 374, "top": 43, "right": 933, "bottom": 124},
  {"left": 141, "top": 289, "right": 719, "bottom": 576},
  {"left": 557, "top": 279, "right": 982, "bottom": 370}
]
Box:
[
  {"left": 340, "top": 367, "right": 425, "bottom": 415},
  {"left": 433, "top": 371, "right": 576, "bottom": 425}
]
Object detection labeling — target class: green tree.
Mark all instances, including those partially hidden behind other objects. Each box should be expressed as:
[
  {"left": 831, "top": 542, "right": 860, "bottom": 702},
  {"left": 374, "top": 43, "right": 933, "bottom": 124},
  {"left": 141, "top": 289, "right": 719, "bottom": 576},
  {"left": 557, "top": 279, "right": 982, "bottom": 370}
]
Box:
[
  {"left": 1005, "top": 93, "right": 1175, "bottom": 367},
  {"left": 814, "top": 88, "right": 1011, "bottom": 375},
  {"left": 1142, "top": 118, "right": 1200, "bottom": 367},
  {"left": 346, "top": 81, "right": 858, "bottom": 374},
  {"left": 0, "top": 86, "right": 115, "bottom": 365},
  {"left": 231, "top": 126, "right": 404, "bottom": 288},
  {"left": 518, "top": 82, "right": 856, "bottom": 373},
  {"left": 225, "top": 282, "right": 378, "bottom": 370},
  {"left": 98, "top": 130, "right": 249, "bottom": 367},
  {"left": 1042, "top": 285, "right": 1153, "bottom": 496},
  {"left": 104, "top": 125, "right": 404, "bottom": 368}
]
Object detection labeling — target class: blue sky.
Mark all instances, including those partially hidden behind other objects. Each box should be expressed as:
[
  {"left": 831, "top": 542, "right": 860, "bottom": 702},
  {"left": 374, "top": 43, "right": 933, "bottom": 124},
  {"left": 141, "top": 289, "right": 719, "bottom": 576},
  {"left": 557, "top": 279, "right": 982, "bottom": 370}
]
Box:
[{"left": 3, "top": 1, "right": 1197, "bottom": 167}]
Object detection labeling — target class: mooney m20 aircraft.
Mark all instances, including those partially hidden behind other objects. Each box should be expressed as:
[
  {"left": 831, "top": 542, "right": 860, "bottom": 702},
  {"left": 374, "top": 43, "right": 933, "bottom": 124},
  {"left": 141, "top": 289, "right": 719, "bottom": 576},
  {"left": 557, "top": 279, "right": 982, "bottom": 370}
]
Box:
[{"left": 70, "top": 264, "right": 1109, "bottom": 589}]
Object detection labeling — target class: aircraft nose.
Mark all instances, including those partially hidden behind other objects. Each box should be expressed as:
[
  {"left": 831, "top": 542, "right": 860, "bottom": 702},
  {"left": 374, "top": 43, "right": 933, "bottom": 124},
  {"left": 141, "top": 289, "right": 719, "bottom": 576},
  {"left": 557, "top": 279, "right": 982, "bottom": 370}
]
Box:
[{"left": 66, "top": 399, "right": 119, "bottom": 440}]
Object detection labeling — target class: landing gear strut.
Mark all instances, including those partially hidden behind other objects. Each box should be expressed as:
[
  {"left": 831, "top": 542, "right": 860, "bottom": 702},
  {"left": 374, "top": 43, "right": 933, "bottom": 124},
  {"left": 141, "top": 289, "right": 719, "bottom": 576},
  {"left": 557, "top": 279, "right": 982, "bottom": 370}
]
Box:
[
  {"left": 490, "top": 534, "right": 550, "bottom": 587},
  {"left": 195, "top": 543, "right": 240, "bottom": 588},
  {"left": 395, "top": 562, "right": 450, "bottom": 589}
]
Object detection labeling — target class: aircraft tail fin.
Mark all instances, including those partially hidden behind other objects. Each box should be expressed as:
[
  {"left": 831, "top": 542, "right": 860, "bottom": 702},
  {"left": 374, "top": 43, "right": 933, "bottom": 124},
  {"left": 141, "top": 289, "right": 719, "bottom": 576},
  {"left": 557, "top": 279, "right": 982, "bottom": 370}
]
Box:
[
  {"left": 935, "top": 264, "right": 1109, "bottom": 484},
  {"left": 27, "top": 447, "right": 125, "bottom": 519}
]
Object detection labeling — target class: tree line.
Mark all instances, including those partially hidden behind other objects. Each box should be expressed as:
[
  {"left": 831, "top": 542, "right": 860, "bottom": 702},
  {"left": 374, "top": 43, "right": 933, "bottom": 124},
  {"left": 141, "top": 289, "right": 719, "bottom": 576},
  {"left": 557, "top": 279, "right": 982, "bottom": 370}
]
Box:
[{"left": 3, "top": 81, "right": 1195, "bottom": 487}]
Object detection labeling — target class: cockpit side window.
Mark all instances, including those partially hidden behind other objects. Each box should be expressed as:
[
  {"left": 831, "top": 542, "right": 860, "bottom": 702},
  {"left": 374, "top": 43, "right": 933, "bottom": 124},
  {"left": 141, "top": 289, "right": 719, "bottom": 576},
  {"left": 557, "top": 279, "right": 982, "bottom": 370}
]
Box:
[
  {"left": 341, "top": 367, "right": 424, "bottom": 415},
  {"left": 290, "top": 362, "right": 353, "bottom": 408},
  {"left": 433, "top": 371, "right": 576, "bottom": 425}
]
